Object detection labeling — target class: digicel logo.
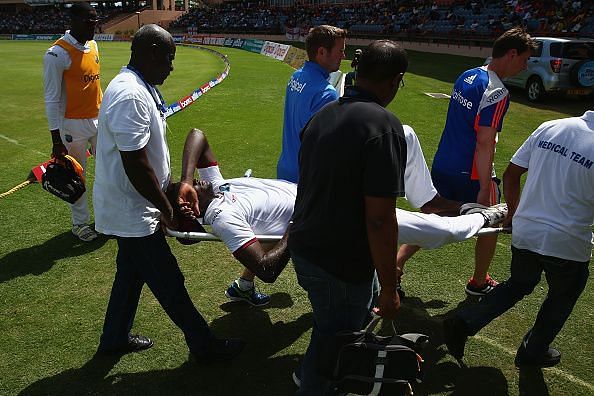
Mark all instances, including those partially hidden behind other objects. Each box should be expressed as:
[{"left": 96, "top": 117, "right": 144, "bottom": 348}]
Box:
[
  {"left": 83, "top": 74, "right": 100, "bottom": 83},
  {"left": 179, "top": 96, "right": 193, "bottom": 108}
]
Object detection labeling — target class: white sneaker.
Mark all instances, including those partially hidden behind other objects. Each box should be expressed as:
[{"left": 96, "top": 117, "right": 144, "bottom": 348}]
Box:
[
  {"left": 459, "top": 202, "right": 488, "bottom": 215},
  {"left": 463, "top": 203, "right": 508, "bottom": 227},
  {"left": 72, "top": 224, "right": 98, "bottom": 242}
]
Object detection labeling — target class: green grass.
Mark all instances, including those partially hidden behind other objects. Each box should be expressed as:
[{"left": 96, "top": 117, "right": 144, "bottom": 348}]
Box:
[{"left": 0, "top": 40, "right": 592, "bottom": 395}]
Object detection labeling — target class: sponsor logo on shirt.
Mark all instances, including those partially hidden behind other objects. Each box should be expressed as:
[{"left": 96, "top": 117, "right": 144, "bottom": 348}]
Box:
[
  {"left": 288, "top": 76, "right": 307, "bottom": 93},
  {"left": 486, "top": 88, "right": 508, "bottom": 104},
  {"left": 83, "top": 73, "right": 100, "bottom": 83},
  {"left": 211, "top": 208, "right": 222, "bottom": 223},
  {"left": 463, "top": 74, "right": 477, "bottom": 85},
  {"left": 451, "top": 89, "right": 473, "bottom": 110}
]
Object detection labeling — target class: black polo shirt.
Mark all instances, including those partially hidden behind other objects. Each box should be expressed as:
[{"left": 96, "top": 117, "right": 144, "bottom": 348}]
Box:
[{"left": 288, "top": 86, "right": 407, "bottom": 283}]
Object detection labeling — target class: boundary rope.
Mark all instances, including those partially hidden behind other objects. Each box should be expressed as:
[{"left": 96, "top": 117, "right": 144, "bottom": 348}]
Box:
[{"left": 0, "top": 180, "right": 33, "bottom": 199}]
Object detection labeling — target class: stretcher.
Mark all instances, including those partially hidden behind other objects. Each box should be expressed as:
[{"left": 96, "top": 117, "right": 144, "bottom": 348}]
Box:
[{"left": 166, "top": 227, "right": 510, "bottom": 243}]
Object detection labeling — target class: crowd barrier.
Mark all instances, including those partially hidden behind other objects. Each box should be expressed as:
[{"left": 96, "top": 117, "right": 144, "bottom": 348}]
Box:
[
  {"left": 165, "top": 44, "right": 230, "bottom": 118},
  {"left": 4, "top": 33, "right": 131, "bottom": 41},
  {"left": 183, "top": 34, "right": 308, "bottom": 70}
]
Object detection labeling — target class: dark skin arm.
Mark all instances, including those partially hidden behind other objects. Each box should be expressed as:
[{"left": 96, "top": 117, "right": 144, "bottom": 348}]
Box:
[
  {"left": 233, "top": 225, "right": 292, "bottom": 283},
  {"left": 50, "top": 129, "right": 67, "bottom": 158},
  {"left": 502, "top": 162, "right": 527, "bottom": 228},
  {"left": 178, "top": 128, "right": 218, "bottom": 217},
  {"left": 120, "top": 148, "right": 178, "bottom": 230},
  {"left": 365, "top": 196, "right": 400, "bottom": 319}
]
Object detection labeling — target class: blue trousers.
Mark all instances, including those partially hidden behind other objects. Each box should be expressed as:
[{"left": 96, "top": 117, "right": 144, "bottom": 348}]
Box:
[
  {"left": 292, "top": 251, "right": 375, "bottom": 396},
  {"left": 99, "top": 229, "right": 212, "bottom": 355},
  {"left": 457, "top": 246, "right": 589, "bottom": 356}
]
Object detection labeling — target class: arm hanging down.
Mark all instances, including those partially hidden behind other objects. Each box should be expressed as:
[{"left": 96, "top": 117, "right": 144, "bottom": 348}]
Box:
[
  {"left": 178, "top": 128, "right": 292, "bottom": 283},
  {"left": 233, "top": 226, "right": 292, "bottom": 284}
]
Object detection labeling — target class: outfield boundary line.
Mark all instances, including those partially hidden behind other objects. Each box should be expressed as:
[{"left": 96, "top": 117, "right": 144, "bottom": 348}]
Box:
[
  {"left": 475, "top": 334, "right": 594, "bottom": 392},
  {"left": 0, "top": 133, "right": 46, "bottom": 156}
]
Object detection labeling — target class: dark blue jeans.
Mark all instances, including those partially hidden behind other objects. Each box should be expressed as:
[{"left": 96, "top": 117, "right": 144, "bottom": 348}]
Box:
[
  {"left": 292, "top": 251, "right": 375, "bottom": 396},
  {"left": 99, "top": 229, "right": 212, "bottom": 355},
  {"left": 458, "top": 246, "right": 589, "bottom": 356}
]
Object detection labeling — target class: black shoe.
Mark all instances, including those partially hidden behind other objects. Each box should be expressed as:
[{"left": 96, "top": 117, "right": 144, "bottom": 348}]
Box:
[
  {"left": 443, "top": 316, "right": 468, "bottom": 361},
  {"left": 97, "top": 334, "right": 154, "bottom": 355},
  {"left": 515, "top": 347, "right": 561, "bottom": 368},
  {"left": 193, "top": 338, "right": 245, "bottom": 363}
]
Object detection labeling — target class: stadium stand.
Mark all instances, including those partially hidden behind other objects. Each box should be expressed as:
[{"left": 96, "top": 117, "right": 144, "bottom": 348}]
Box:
[
  {"left": 168, "top": 0, "right": 594, "bottom": 39},
  {"left": 0, "top": 3, "right": 143, "bottom": 34},
  {"left": 0, "top": 0, "right": 592, "bottom": 38}
]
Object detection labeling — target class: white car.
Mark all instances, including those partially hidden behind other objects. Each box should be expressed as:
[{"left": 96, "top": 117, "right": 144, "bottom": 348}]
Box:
[{"left": 486, "top": 37, "right": 594, "bottom": 102}]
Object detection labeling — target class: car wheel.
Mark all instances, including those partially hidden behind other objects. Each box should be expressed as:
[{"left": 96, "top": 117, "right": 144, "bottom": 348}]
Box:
[{"left": 526, "top": 77, "right": 545, "bottom": 102}]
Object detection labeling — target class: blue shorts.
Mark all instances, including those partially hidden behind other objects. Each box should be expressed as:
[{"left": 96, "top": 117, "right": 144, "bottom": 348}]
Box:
[{"left": 431, "top": 168, "right": 501, "bottom": 204}]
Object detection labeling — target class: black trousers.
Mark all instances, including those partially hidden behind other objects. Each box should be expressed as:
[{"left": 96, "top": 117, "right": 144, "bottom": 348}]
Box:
[
  {"left": 459, "top": 246, "right": 589, "bottom": 356},
  {"left": 99, "top": 229, "right": 212, "bottom": 355}
]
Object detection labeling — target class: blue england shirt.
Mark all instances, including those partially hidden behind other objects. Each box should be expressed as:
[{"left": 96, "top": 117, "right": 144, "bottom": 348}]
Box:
[
  {"left": 277, "top": 61, "right": 338, "bottom": 183},
  {"left": 432, "top": 66, "right": 509, "bottom": 179}
]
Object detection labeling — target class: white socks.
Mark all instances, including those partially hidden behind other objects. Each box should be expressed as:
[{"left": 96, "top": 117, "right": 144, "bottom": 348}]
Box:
[{"left": 237, "top": 277, "right": 254, "bottom": 291}]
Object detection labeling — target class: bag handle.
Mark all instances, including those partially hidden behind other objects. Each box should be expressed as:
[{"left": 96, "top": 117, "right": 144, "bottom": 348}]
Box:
[{"left": 365, "top": 312, "right": 398, "bottom": 335}]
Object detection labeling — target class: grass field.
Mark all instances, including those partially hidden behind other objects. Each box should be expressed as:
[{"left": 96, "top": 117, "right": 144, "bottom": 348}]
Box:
[{"left": 0, "top": 40, "right": 592, "bottom": 395}]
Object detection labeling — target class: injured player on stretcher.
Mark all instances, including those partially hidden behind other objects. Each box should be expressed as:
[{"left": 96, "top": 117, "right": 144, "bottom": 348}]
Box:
[{"left": 170, "top": 128, "right": 507, "bottom": 306}]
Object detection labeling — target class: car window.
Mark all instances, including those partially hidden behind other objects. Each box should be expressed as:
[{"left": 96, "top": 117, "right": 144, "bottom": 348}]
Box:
[
  {"left": 550, "top": 43, "right": 562, "bottom": 58},
  {"left": 562, "top": 42, "right": 594, "bottom": 60},
  {"left": 532, "top": 41, "right": 543, "bottom": 57}
]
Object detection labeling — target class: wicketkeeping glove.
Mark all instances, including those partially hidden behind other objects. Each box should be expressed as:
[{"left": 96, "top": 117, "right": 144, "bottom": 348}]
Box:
[{"left": 42, "top": 155, "right": 86, "bottom": 204}]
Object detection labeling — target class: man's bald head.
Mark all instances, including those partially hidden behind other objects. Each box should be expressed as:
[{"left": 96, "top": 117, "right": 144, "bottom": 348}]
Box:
[
  {"left": 129, "top": 24, "right": 176, "bottom": 85},
  {"left": 131, "top": 24, "right": 174, "bottom": 56}
]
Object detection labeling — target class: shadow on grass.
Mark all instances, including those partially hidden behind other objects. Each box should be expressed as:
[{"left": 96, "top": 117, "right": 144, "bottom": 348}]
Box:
[
  {"left": 383, "top": 295, "right": 510, "bottom": 395},
  {"left": 19, "top": 298, "right": 312, "bottom": 395},
  {"left": 0, "top": 229, "right": 109, "bottom": 283},
  {"left": 505, "top": 86, "right": 592, "bottom": 116},
  {"left": 519, "top": 367, "right": 549, "bottom": 396}
]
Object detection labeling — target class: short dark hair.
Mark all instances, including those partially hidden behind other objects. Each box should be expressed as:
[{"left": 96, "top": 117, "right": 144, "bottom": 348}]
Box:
[
  {"left": 305, "top": 25, "right": 347, "bottom": 60},
  {"left": 356, "top": 40, "right": 408, "bottom": 83},
  {"left": 69, "top": 2, "right": 95, "bottom": 19},
  {"left": 492, "top": 27, "right": 536, "bottom": 58}
]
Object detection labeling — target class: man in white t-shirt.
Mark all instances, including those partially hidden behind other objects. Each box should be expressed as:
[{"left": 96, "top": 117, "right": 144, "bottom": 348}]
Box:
[
  {"left": 444, "top": 111, "right": 594, "bottom": 368},
  {"left": 94, "top": 25, "right": 244, "bottom": 362},
  {"left": 175, "top": 129, "right": 507, "bottom": 307}
]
